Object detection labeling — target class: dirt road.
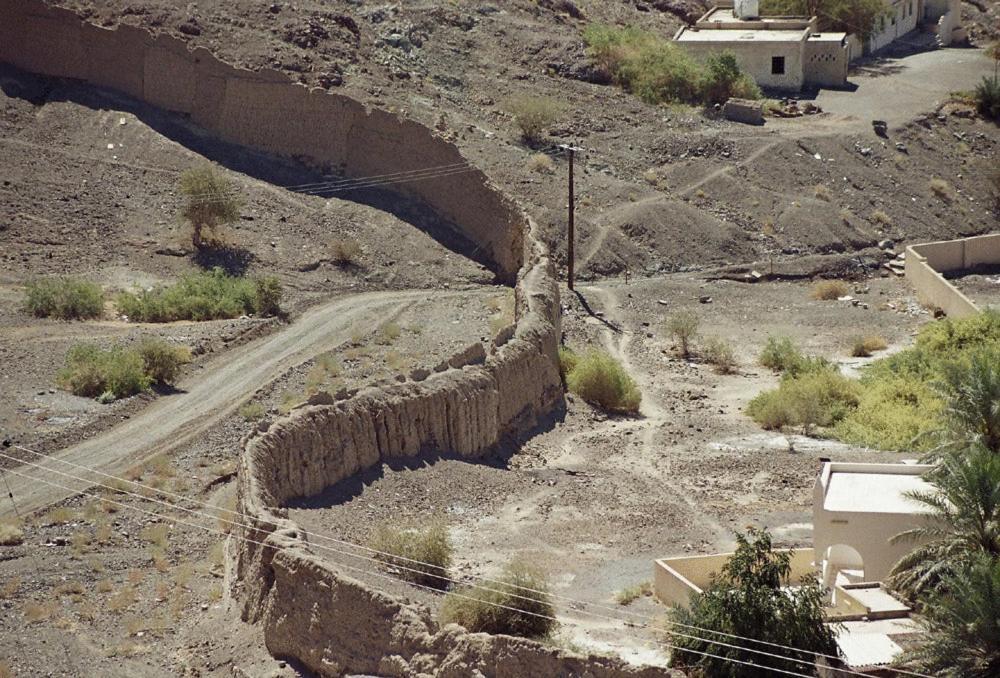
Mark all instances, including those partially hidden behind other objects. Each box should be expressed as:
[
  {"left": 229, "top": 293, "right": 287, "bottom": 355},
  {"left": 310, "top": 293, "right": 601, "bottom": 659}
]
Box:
[{"left": 2, "top": 287, "right": 485, "bottom": 519}]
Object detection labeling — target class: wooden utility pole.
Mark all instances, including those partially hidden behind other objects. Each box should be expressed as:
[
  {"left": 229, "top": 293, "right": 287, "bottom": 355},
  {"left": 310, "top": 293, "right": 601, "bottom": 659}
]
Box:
[{"left": 560, "top": 144, "right": 583, "bottom": 290}]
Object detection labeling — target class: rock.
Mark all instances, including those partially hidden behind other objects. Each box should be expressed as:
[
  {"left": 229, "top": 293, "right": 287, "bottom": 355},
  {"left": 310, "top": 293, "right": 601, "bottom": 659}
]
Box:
[
  {"left": 878, "top": 239, "right": 895, "bottom": 251},
  {"left": 895, "top": 142, "right": 908, "bottom": 153},
  {"left": 155, "top": 245, "right": 189, "bottom": 257},
  {"left": 698, "top": 295, "right": 712, "bottom": 304},
  {"left": 178, "top": 19, "right": 201, "bottom": 36},
  {"left": 872, "top": 120, "right": 888, "bottom": 137}
]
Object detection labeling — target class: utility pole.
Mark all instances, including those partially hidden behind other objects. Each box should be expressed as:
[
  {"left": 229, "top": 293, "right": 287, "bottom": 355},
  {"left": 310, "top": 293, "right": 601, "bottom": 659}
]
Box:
[{"left": 560, "top": 144, "right": 583, "bottom": 290}]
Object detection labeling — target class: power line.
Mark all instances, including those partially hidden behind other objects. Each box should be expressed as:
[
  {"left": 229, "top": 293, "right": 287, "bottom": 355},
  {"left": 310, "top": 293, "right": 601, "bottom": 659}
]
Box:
[
  {"left": 5, "top": 445, "right": 933, "bottom": 678},
  {"left": 3, "top": 464, "right": 824, "bottom": 678}
]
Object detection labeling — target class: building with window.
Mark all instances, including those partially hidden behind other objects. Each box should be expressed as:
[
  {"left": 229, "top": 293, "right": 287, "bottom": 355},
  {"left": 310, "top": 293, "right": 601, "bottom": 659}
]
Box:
[{"left": 673, "top": 0, "right": 851, "bottom": 92}]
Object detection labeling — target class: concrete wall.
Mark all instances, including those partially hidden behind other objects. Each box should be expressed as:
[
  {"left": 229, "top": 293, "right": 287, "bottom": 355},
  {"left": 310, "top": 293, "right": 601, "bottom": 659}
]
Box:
[
  {"left": 868, "top": 0, "right": 918, "bottom": 53},
  {"left": 679, "top": 40, "right": 806, "bottom": 90},
  {"left": 0, "top": 0, "right": 523, "bottom": 281},
  {"left": 804, "top": 39, "right": 849, "bottom": 87},
  {"left": 812, "top": 463, "right": 935, "bottom": 584},
  {"left": 653, "top": 548, "right": 816, "bottom": 607},
  {"left": 905, "top": 234, "right": 1000, "bottom": 318},
  {"left": 933, "top": 0, "right": 964, "bottom": 46}
]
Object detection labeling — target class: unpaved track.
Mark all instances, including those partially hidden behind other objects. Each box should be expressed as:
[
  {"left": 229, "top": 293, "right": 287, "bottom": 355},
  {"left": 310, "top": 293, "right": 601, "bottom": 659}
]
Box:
[{"left": 2, "top": 287, "right": 485, "bottom": 518}]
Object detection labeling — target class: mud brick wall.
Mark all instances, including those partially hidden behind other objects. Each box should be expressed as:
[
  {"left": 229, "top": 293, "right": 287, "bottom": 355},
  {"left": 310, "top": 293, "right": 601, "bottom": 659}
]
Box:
[{"left": 0, "top": 0, "right": 523, "bottom": 281}]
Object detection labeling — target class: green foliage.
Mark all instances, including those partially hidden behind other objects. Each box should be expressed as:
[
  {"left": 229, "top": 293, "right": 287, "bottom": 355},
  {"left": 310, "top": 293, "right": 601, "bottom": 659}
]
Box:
[
  {"left": 558, "top": 345, "right": 579, "bottom": 383},
  {"left": 505, "top": 96, "right": 564, "bottom": 143},
  {"left": 834, "top": 375, "right": 941, "bottom": 451},
  {"left": 934, "top": 348, "right": 1000, "bottom": 454},
  {"left": 747, "top": 364, "right": 860, "bottom": 434},
  {"left": 583, "top": 25, "right": 757, "bottom": 106},
  {"left": 370, "top": 522, "right": 454, "bottom": 590},
  {"left": 238, "top": 402, "right": 265, "bottom": 422},
  {"left": 117, "top": 268, "right": 281, "bottom": 322},
  {"left": 759, "top": 0, "right": 887, "bottom": 39},
  {"left": 666, "top": 310, "right": 699, "bottom": 358},
  {"left": 702, "top": 336, "right": 737, "bottom": 374},
  {"left": 975, "top": 76, "right": 1000, "bottom": 121},
  {"left": 137, "top": 339, "right": 191, "bottom": 385},
  {"left": 889, "top": 447, "right": 1000, "bottom": 600},
  {"left": 440, "top": 560, "right": 556, "bottom": 639},
  {"left": 757, "top": 336, "right": 828, "bottom": 376},
  {"left": 669, "top": 528, "right": 838, "bottom": 677},
  {"left": 565, "top": 349, "right": 642, "bottom": 413},
  {"left": 700, "top": 52, "right": 761, "bottom": 106},
  {"left": 179, "top": 165, "right": 241, "bottom": 249},
  {"left": 58, "top": 344, "right": 152, "bottom": 399},
  {"left": 24, "top": 278, "right": 104, "bottom": 320},
  {"left": 902, "top": 554, "right": 1000, "bottom": 677}
]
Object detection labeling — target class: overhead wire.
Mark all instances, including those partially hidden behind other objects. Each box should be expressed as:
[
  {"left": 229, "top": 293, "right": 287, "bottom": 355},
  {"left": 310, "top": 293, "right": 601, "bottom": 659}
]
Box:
[
  {"left": 2, "top": 463, "right": 822, "bottom": 678},
  {"left": 6, "top": 444, "right": 934, "bottom": 678}
]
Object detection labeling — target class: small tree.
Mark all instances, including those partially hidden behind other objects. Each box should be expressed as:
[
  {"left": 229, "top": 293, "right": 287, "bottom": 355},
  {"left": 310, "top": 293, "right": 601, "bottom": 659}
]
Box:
[
  {"left": 700, "top": 52, "right": 760, "bottom": 106},
  {"left": 666, "top": 310, "right": 700, "bottom": 358},
  {"left": 138, "top": 339, "right": 191, "bottom": 385},
  {"left": 180, "top": 165, "right": 241, "bottom": 250},
  {"left": 669, "top": 528, "right": 839, "bottom": 677},
  {"left": 934, "top": 347, "right": 1000, "bottom": 454},
  {"left": 505, "top": 96, "right": 564, "bottom": 144}
]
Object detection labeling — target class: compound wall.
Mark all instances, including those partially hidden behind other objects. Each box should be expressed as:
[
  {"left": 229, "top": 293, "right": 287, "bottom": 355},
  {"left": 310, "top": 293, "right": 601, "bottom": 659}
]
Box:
[
  {"left": 0, "top": 0, "right": 523, "bottom": 281},
  {"left": 905, "top": 234, "right": 1000, "bottom": 318},
  {"left": 0, "top": 2, "right": 675, "bottom": 675}
]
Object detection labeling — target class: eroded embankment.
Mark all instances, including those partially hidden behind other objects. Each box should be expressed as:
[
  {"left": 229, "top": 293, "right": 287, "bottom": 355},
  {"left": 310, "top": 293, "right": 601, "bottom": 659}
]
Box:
[{"left": 0, "top": 3, "right": 670, "bottom": 675}]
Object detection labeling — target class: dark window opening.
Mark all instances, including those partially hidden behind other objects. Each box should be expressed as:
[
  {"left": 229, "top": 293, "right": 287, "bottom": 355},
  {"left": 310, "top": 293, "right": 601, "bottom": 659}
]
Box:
[{"left": 771, "top": 56, "right": 785, "bottom": 75}]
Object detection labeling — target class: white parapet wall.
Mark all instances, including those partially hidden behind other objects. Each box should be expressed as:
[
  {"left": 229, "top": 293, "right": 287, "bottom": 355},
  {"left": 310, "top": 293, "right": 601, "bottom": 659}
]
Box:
[
  {"left": 904, "top": 233, "right": 1000, "bottom": 318},
  {"left": 653, "top": 548, "right": 816, "bottom": 607}
]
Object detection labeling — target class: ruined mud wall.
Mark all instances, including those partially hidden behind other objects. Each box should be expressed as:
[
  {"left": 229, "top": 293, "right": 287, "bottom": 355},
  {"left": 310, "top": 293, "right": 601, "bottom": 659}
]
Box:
[{"left": 0, "top": 0, "right": 523, "bottom": 280}]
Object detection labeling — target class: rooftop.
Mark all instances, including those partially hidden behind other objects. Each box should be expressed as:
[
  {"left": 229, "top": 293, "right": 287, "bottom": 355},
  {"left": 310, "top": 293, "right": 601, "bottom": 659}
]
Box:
[
  {"left": 823, "top": 469, "right": 934, "bottom": 514},
  {"left": 675, "top": 27, "right": 810, "bottom": 42}
]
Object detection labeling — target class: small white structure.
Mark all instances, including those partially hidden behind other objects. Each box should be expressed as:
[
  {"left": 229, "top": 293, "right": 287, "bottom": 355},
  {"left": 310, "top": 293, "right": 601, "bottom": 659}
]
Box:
[
  {"left": 813, "top": 461, "right": 935, "bottom": 589},
  {"left": 673, "top": 2, "right": 851, "bottom": 91}
]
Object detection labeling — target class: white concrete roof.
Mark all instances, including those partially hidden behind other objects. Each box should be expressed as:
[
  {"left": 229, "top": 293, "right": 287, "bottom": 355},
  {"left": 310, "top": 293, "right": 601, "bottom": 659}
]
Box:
[
  {"left": 808, "top": 32, "right": 848, "bottom": 41},
  {"left": 835, "top": 618, "right": 922, "bottom": 668},
  {"left": 824, "top": 472, "right": 934, "bottom": 514},
  {"left": 842, "top": 586, "right": 910, "bottom": 615},
  {"left": 675, "top": 27, "right": 808, "bottom": 42}
]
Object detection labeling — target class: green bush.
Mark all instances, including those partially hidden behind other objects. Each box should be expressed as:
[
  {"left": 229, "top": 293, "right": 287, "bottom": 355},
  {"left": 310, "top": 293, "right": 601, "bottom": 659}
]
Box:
[
  {"left": 138, "top": 339, "right": 191, "bottom": 385},
  {"left": 747, "top": 365, "right": 860, "bottom": 434},
  {"left": 370, "top": 522, "right": 454, "bottom": 589},
  {"left": 180, "top": 165, "right": 241, "bottom": 249},
  {"left": 58, "top": 344, "right": 152, "bottom": 399},
  {"left": 558, "top": 345, "right": 579, "bottom": 383},
  {"left": 505, "top": 96, "right": 564, "bottom": 143},
  {"left": 760, "top": 0, "right": 886, "bottom": 39},
  {"left": 700, "top": 52, "right": 761, "bottom": 106},
  {"left": 24, "top": 278, "right": 104, "bottom": 320},
  {"left": 975, "top": 76, "right": 1000, "bottom": 121},
  {"left": 757, "top": 336, "right": 829, "bottom": 376},
  {"left": 238, "top": 402, "right": 266, "bottom": 422},
  {"left": 117, "top": 268, "right": 281, "bottom": 322},
  {"left": 583, "top": 25, "right": 759, "bottom": 107},
  {"left": 666, "top": 310, "right": 700, "bottom": 358},
  {"left": 702, "top": 336, "right": 737, "bottom": 374},
  {"left": 440, "top": 560, "right": 556, "bottom": 639},
  {"left": 834, "top": 374, "right": 941, "bottom": 451},
  {"left": 565, "top": 350, "right": 641, "bottom": 413}
]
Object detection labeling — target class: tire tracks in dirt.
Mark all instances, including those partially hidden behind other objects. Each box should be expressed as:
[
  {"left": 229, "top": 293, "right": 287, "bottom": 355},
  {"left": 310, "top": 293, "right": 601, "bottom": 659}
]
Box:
[{"left": 2, "top": 287, "right": 489, "bottom": 518}]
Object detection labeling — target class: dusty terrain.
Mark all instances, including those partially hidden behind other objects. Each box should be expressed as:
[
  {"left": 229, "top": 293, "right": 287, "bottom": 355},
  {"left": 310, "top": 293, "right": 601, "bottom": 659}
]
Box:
[{"left": 1, "top": 0, "right": 999, "bottom": 676}]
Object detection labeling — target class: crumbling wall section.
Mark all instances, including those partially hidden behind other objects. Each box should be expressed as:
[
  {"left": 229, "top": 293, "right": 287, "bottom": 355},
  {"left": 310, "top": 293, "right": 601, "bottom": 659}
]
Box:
[{"left": 0, "top": 0, "right": 522, "bottom": 280}]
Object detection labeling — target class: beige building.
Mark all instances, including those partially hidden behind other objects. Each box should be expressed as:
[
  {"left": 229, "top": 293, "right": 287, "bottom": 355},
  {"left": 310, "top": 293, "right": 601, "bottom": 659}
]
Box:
[{"left": 673, "top": 0, "right": 851, "bottom": 91}]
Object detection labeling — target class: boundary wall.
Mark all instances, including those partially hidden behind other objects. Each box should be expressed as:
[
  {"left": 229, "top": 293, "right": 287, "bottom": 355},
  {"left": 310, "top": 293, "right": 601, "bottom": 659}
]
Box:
[
  {"left": 905, "top": 233, "right": 1000, "bottom": 318},
  {"left": 0, "top": 3, "right": 672, "bottom": 675},
  {"left": 0, "top": 0, "right": 522, "bottom": 281}
]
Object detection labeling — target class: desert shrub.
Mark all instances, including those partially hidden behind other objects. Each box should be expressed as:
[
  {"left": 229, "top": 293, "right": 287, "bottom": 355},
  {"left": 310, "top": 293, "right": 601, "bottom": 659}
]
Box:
[
  {"left": 370, "top": 522, "right": 453, "bottom": 589},
  {"left": 702, "top": 336, "right": 737, "bottom": 374},
  {"left": 375, "top": 321, "right": 402, "bottom": 345},
  {"left": 666, "top": 310, "right": 699, "bottom": 358},
  {"left": 615, "top": 581, "right": 652, "bottom": 606},
  {"left": 871, "top": 209, "right": 893, "bottom": 226},
  {"left": 835, "top": 374, "right": 942, "bottom": 451},
  {"left": 929, "top": 178, "right": 954, "bottom": 203},
  {"left": 138, "top": 339, "right": 191, "bottom": 385},
  {"left": 699, "top": 51, "right": 761, "bottom": 106},
  {"left": 565, "top": 350, "right": 641, "bottom": 413},
  {"left": 813, "top": 184, "right": 832, "bottom": 201},
  {"left": 757, "top": 336, "right": 829, "bottom": 376},
  {"left": 526, "top": 153, "right": 555, "bottom": 174},
  {"left": 849, "top": 334, "right": 888, "bottom": 357},
  {"left": 180, "top": 165, "right": 241, "bottom": 249},
  {"left": 505, "top": 96, "right": 564, "bottom": 143},
  {"left": 974, "top": 75, "right": 1000, "bottom": 121},
  {"left": 58, "top": 343, "right": 151, "bottom": 399},
  {"left": 118, "top": 268, "right": 280, "bottom": 321},
  {"left": 0, "top": 521, "right": 24, "bottom": 546},
  {"left": 24, "top": 278, "right": 104, "bottom": 320},
  {"left": 329, "top": 237, "right": 362, "bottom": 266},
  {"left": 747, "top": 364, "right": 860, "bottom": 434},
  {"left": 558, "top": 345, "right": 579, "bottom": 383},
  {"left": 440, "top": 560, "right": 556, "bottom": 639},
  {"left": 810, "top": 279, "right": 849, "bottom": 300}
]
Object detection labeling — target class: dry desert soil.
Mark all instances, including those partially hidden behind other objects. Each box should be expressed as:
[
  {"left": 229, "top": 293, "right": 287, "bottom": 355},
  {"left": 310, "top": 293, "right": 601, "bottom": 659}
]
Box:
[{"left": 1, "top": 0, "right": 999, "bottom": 676}]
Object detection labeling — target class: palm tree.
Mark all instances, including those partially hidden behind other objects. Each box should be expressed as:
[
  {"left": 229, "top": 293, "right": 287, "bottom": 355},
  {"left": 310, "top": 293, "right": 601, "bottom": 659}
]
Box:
[
  {"left": 901, "top": 553, "right": 1000, "bottom": 678},
  {"left": 889, "top": 446, "right": 1000, "bottom": 600},
  {"left": 934, "top": 346, "right": 1000, "bottom": 455}
]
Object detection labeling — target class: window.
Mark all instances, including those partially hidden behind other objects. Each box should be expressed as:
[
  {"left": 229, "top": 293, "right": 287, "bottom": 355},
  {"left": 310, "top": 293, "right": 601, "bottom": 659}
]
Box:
[{"left": 771, "top": 56, "right": 785, "bottom": 75}]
